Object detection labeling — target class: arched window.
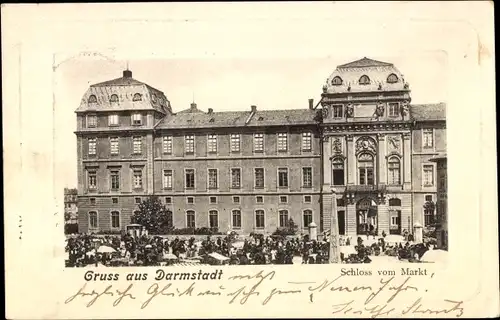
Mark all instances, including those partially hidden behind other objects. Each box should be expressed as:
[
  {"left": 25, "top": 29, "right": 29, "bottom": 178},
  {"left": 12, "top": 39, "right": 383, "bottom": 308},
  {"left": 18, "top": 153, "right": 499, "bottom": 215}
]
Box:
[
  {"left": 209, "top": 210, "right": 219, "bottom": 229},
  {"left": 110, "top": 94, "right": 119, "bottom": 103},
  {"left": 359, "top": 75, "right": 371, "bottom": 85},
  {"left": 387, "top": 73, "right": 399, "bottom": 83},
  {"left": 186, "top": 210, "right": 196, "bottom": 228},
  {"left": 88, "top": 95, "right": 97, "bottom": 104},
  {"left": 387, "top": 157, "right": 401, "bottom": 185},
  {"left": 332, "top": 157, "right": 345, "bottom": 186},
  {"left": 88, "top": 211, "right": 98, "bottom": 228},
  {"left": 232, "top": 210, "right": 242, "bottom": 229},
  {"left": 132, "top": 93, "right": 142, "bottom": 101},
  {"left": 111, "top": 211, "right": 120, "bottom": 228},
  {"left": 389, "top": 198, "right": 401, "bottom": 206},
  {"left": 358, "top": 153, "right": 374, "bottom": 185},
  {"left": 278, "top": 210, "right": 289, "bottom": 228},
  {"left": 332, "top": 76, "right": 343, "bottom": 86},
  {"left": 303, "top": 210, "right": 313, "bottom": 228},
  {"left": 255, "top": 210, "right": 265, "bottom": 229}
]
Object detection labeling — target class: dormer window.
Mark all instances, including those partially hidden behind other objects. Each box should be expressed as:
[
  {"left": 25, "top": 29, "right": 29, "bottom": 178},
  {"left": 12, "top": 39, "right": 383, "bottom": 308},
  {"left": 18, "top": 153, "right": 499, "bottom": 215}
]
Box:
[
  {"left": 88, "top": 95, "right": 97, "bottom": 104},
  {"left": 110, "top": 94, "right": 119, "bottom": 103},
  {"left": 332, "top": 76, "right": 343, "bottom": 86},
  {"left": 151, "top": 94, "right": 157, "bottom": 103},
  {"left": 387, "top": 73, "right": 399, "bottom": 83},
  {"left": 132, "top": 93, "right": 142, "bottom": 101},
  {"left": 359, "top": 75, "right": 371, "bottom": 85}
]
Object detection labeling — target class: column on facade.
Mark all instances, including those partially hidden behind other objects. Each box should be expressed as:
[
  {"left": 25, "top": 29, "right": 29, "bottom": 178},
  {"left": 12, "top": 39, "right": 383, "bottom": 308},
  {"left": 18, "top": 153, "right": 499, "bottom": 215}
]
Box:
[
  {"left": 346, "top": 203, "right": 357, "bottom": 236},
  {"left": 403, "top": 132, "right": 412, "bottom": 190},
  {"left": 347, "top": 135, "right": 355, "bottom": 184},
  {"left": 146, "top": 133, "right": 154, "bottom": 194},
  {"left": 377, "top": 134, "right": 386, "bottom": 185},
  {"left": 377, "top": 200, "right": 390, "bottom": 236},
  {"left": 322, "top": 136, "right": 332, "bottom": 231}
]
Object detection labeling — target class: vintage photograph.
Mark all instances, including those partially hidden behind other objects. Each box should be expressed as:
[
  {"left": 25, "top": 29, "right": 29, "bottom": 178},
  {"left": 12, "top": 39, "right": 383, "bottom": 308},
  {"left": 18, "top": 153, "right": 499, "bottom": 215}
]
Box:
[{"left": 63, "top": 56, "right": 448, "bottom": 267}]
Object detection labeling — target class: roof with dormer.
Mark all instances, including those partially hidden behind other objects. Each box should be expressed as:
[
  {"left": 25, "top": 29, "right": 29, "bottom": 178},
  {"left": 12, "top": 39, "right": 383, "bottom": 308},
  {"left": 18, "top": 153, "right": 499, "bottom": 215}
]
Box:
[
  {"left": 324, "top": 57, "right": 407, "bottom": 94},
  {"left": 155, "top": 107, "right": 318, "bottom": 130},
  {"left": 75, "top": 70, "right": 172, "bottom": 114}
]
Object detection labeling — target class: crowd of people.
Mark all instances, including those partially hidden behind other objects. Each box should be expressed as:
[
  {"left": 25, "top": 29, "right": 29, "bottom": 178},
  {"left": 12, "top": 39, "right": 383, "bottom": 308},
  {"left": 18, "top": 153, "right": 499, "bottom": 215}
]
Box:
[{"left": 65, "top": 230, "right": 429, "bottom": 267}]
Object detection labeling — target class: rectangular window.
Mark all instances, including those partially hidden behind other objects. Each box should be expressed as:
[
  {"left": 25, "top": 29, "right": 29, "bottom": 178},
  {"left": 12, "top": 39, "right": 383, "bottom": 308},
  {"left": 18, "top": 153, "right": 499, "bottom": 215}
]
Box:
[
  {"left": 387, "top": 159, "right": 401, "bottom": 184},
  {"left": 185, "top": 169, "right": 195, "bottom": 189},
  {"left": 187, "top": 197, "right": 194, "bottom": 204},
  {"left": 165, "top": 197, "right": 172, "bottom": 204},
  {"left": 302, "top": 132, "right": 312, "bottom": 151},
  {"left": 253, "top": 133, "right": 264, "bottom": 152},
  {"left": 388, "top": 103, "right": 399, "bottom": 117},
  {"left": 277, "top": 133, "right": 288, "bottom": 152},
  {"left": 279, "top": 195, "right": 288, "bottom": 203},
  {"left": 112, "top": 198, "right": 118, "bottom": 204},
  {"left": 89, "top": 212, "right": 98, "bottom": 228},
  {"left": 88, "top": 170, "right": 97, "bottom": 189},
  {"left": 111, "top": 212, "right": 120, "bottom": 228},
  {"left": 423, "top": 165, "right": 434, "bottom": 186},
  {"left": 132, "top": 113, "right": 142, "bottom": 125},
  {"left": 231, "top": 168, "right": 241, "bottom": 188},
  {"left": 209, "top": 210, "right": 218, "bottom": 229},
  {"left": 185, "top": 135, "right": 195, "bottom": 154},
  {"left": 209, "top": 196, "right": 217, "bottom": 204},
  {"left": 110, "top": 170, "right": 120, "bottom": 190},
  {"left": 207, "top": 134, "right": 217, "bottom": 153},
  {"left": 279, "top": 210, "right": 289, "bottom": 228},
  {"left": 230, "top": 134, "right": 240, "bottom": 152},
  {"left": 232, "top": 210, "right": 242, "bottom": 229},
  {"left": 302, "top": 167, "right": 313, "bottom": 188},
  {"left": 208, "top": 169, "right": 218, "bottom": 189},
  {"left": 133, "top": 169, "right": 143, "bottom": 189},
  {"left": 135, "top": 197, "right": 141, "bottom": 204},
  {"left": 108, "top": 114, "right": 119, "bottom": 126},
  {"left": 423, "top": 129, "right": 434, "bottom": 148},
  {"left": 304, "top": 195, "right": 312, "bottom": 203},
  {"left": 332, "top": 160, "right": 345, "bottom": 185},
  {"left": 132, "top": 136, "right": 142, "bottom": 154},
  {"left": 425, "top": 195, "right": 433, "bottom": 202},
  {"left": 88, "top": 138, "right": 97, "bottom": 156},
  {"left": 278, "top": 167, "right": 288, "bottom": 188},
  {"left": 186, "top": 211, "right": 196, "bottom": 228},
  {"left": 87, "top": 115, "right": 97, "bottom": 128},
  {"left": 391, "top": 216, "right": 400, "bottom": 226},
  {"left": 89, "top": 198, "right": 96, "bottom": 205},
  {"left": 163, "top": 136, "right": 173, "bottom": 154},
  {"left": 110, "top": 137, "right": 119, "bottom": 155},
  {"left": 233, "top": 196, "right": 240, "bottom": 204},
  {"left": 163, "top": 170, "right": 173, "bottom": 189},
  {"left": 332, "top": 105, "right": 343, "bottom": 118},
  {"left": 303, "top": 210, "right": 313, "bottom": 229},
  {"left": 359, "top": 168, "right": 374, "bottom": 185},
  {"left": 255, "top": 168, "right": 265, "bottom": 188},
  {"left": 255, "top": 210, "right": 265, "bottom": 229},
  {"left": 256, "top": 196, "right": 264, "bottom": 203}
]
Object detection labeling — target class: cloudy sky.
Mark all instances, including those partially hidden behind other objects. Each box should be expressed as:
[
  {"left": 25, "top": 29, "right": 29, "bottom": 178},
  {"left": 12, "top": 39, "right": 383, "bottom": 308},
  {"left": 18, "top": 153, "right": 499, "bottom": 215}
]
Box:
[{"left": 51, "top": 3, "right": 453, "bottom": 188}]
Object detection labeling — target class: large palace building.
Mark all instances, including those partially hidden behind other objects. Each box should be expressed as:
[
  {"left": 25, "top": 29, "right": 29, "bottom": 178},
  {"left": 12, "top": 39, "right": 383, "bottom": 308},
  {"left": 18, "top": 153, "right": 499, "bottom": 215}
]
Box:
[{"left": 75, "top": 58, "right": 446, "bottom": 236}]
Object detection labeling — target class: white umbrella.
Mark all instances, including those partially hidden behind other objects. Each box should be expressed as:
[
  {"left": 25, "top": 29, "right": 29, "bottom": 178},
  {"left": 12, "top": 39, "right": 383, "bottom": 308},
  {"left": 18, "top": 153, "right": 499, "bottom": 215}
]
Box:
[
  {"left": 340, "top": 246, "right": 357, "bottom": 255},
  {"left": 163, "top": 253, "right": 179, "bottom": 260},
  {"left": 97, "top": 245, "right": 116, "bottom": 253},
  {"left": 208, "top": 252, "right": 230, "bottom": 261},
  {"left": 421, "top": 249, "right": 448, "bottom": 263},
  {"left": 232, "top": 241, "right": 245, "bottom": 249}
]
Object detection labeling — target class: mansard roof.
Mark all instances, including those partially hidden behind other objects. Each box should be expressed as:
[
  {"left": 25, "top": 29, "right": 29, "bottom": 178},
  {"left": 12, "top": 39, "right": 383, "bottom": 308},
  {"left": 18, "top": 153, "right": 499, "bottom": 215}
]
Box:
[
  {"left": 410, "top": 103, "right": 446, "bottom": 121},
  {"left": 156, "top": 108, "right": 318, "bottom": 129},
  {"left": 75, "top": 70, "right": 172, "bottom": 114}
]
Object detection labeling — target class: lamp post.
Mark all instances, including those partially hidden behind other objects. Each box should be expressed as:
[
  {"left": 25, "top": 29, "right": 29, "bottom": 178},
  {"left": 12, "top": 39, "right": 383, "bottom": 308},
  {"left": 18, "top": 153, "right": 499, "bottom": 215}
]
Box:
[{"left": 329, "top": 189, "right": 341, "bottom": 263}]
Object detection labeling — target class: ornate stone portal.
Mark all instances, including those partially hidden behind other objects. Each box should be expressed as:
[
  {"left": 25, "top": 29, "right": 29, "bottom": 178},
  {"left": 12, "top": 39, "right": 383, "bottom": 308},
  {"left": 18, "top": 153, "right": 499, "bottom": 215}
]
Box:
[{"left": 355, "top": 136, "right": 377, "bottom": 155}]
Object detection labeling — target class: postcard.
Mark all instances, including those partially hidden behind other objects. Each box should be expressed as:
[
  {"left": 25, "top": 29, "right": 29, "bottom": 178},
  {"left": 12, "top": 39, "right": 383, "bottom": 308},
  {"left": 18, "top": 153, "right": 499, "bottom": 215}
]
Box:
[{"left": 2, "top": 2, "right": 498, "bottom": 319}]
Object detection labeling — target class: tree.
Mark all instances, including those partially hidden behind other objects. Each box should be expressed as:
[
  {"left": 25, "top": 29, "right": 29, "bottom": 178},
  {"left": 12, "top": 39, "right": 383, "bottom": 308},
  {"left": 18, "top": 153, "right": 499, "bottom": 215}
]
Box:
[
  {"left": 131, "top": 196, "right": 173, "bottom": 234},
  {"left": 272, "top": 218, "right": 299, "bottom": 236}
]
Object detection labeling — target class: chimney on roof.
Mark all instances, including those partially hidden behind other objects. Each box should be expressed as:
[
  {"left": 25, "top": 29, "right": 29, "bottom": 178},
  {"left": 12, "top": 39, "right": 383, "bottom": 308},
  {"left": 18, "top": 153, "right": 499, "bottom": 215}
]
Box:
[
  {"left": 208, "top": 108, "right": 213, "bottom": 114},
  {"left": 123, "top": 70, "right": 132, "bottom": 78},
  {"left": 251, "top": 105, "right": 257, "bottom": 112},
  {"left": 308, "top": 99, "right": 314, "bottom": 110}
]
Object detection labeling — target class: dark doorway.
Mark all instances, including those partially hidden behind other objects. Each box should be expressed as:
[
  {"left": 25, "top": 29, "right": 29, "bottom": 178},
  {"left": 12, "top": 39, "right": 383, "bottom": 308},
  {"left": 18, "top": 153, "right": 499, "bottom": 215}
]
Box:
[
  {"left": 356, "top": 198, "right": 378, "bottom": 235},
  {"left": 338, "top": 210, "right": 345, "bottom": 235}
]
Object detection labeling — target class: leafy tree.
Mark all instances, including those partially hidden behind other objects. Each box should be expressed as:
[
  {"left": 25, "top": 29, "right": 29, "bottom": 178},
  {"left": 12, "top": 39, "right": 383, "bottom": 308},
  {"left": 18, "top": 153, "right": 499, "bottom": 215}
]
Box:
[
  {"left": 131, "top": 196, "right": 173, "bottom": 234},
  {"left": 272, "top": 218, "right": 299, "bottom": 236}
]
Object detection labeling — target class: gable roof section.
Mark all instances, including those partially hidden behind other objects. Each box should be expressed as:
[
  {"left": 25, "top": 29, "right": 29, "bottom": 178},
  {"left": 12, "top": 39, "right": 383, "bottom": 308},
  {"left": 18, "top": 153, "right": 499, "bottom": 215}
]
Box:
[
  {"left": 410, "top": 103, "right": 446, "bottom": 121},
  {"left": 337, "top": 57, "right": 393, "bottom": 69}
]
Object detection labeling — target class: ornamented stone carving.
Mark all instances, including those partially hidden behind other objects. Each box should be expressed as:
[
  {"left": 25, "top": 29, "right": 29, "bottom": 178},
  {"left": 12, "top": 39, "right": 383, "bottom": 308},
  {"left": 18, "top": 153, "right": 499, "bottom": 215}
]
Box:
[
  {"left": 372, "top": 102, "right": 385, "bottom": 119},
  {"left": 355, "top": 136, "right": 377, "bottom": 155},
  {"left": 322, "top": 106, "right": 329, "bottom": 118},
  {"left": 322, "top": 84, "right": 328, "bottom": 93},
  {"left": 346, "top": 104, "right": 354, "bottom": 118},
  {"left": 401, "top": 100, "right": 410, "bottom": 116},
  {"left": 346, "top": 134, "right": 354, "bottom": 142},
  {"left": 332, "top": 138, "right": 342, "bottom": 154},
  {"left": 387, "top": 135, "right": 401, "bottom": 152}
]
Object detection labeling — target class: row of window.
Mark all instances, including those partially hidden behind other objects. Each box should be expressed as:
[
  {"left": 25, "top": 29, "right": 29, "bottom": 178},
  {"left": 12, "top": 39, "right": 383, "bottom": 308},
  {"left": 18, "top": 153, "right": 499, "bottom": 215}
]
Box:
[
  {"left": 87, "top": 168, "right": 144, "bottom": 190},
  {"left": 88, "top": 136, "right": 143, "bottom": 156},
  {"left": 87, "top": 209, "right": 314, "bottom": 230},
  {"left": 164, "top": 167, "right": 313, "bottom": 190},
  {"left": 325, "top": 103, "right": 403, "bottom": 118},
  {"left": 331, "top": 73, "right": 399, "bottom": 86},
  {"left": 88, "top": 93, "right": 165, "bottom": 105},
  {"left": 87, "top": 113, "right": 144, "bottom": 128}
]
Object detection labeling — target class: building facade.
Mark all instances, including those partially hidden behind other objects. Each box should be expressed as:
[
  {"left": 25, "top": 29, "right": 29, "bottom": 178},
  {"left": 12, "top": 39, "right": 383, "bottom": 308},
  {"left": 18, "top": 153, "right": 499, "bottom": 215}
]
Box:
[
  {"left": 75, "top": 58, "right": 446, "bottom": 236},
  {"left": 430, "top": 154, "right": 448, "bottom": 249},
  {"left": 64, "top": 188, "right": 78, "bottom": 224}
]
